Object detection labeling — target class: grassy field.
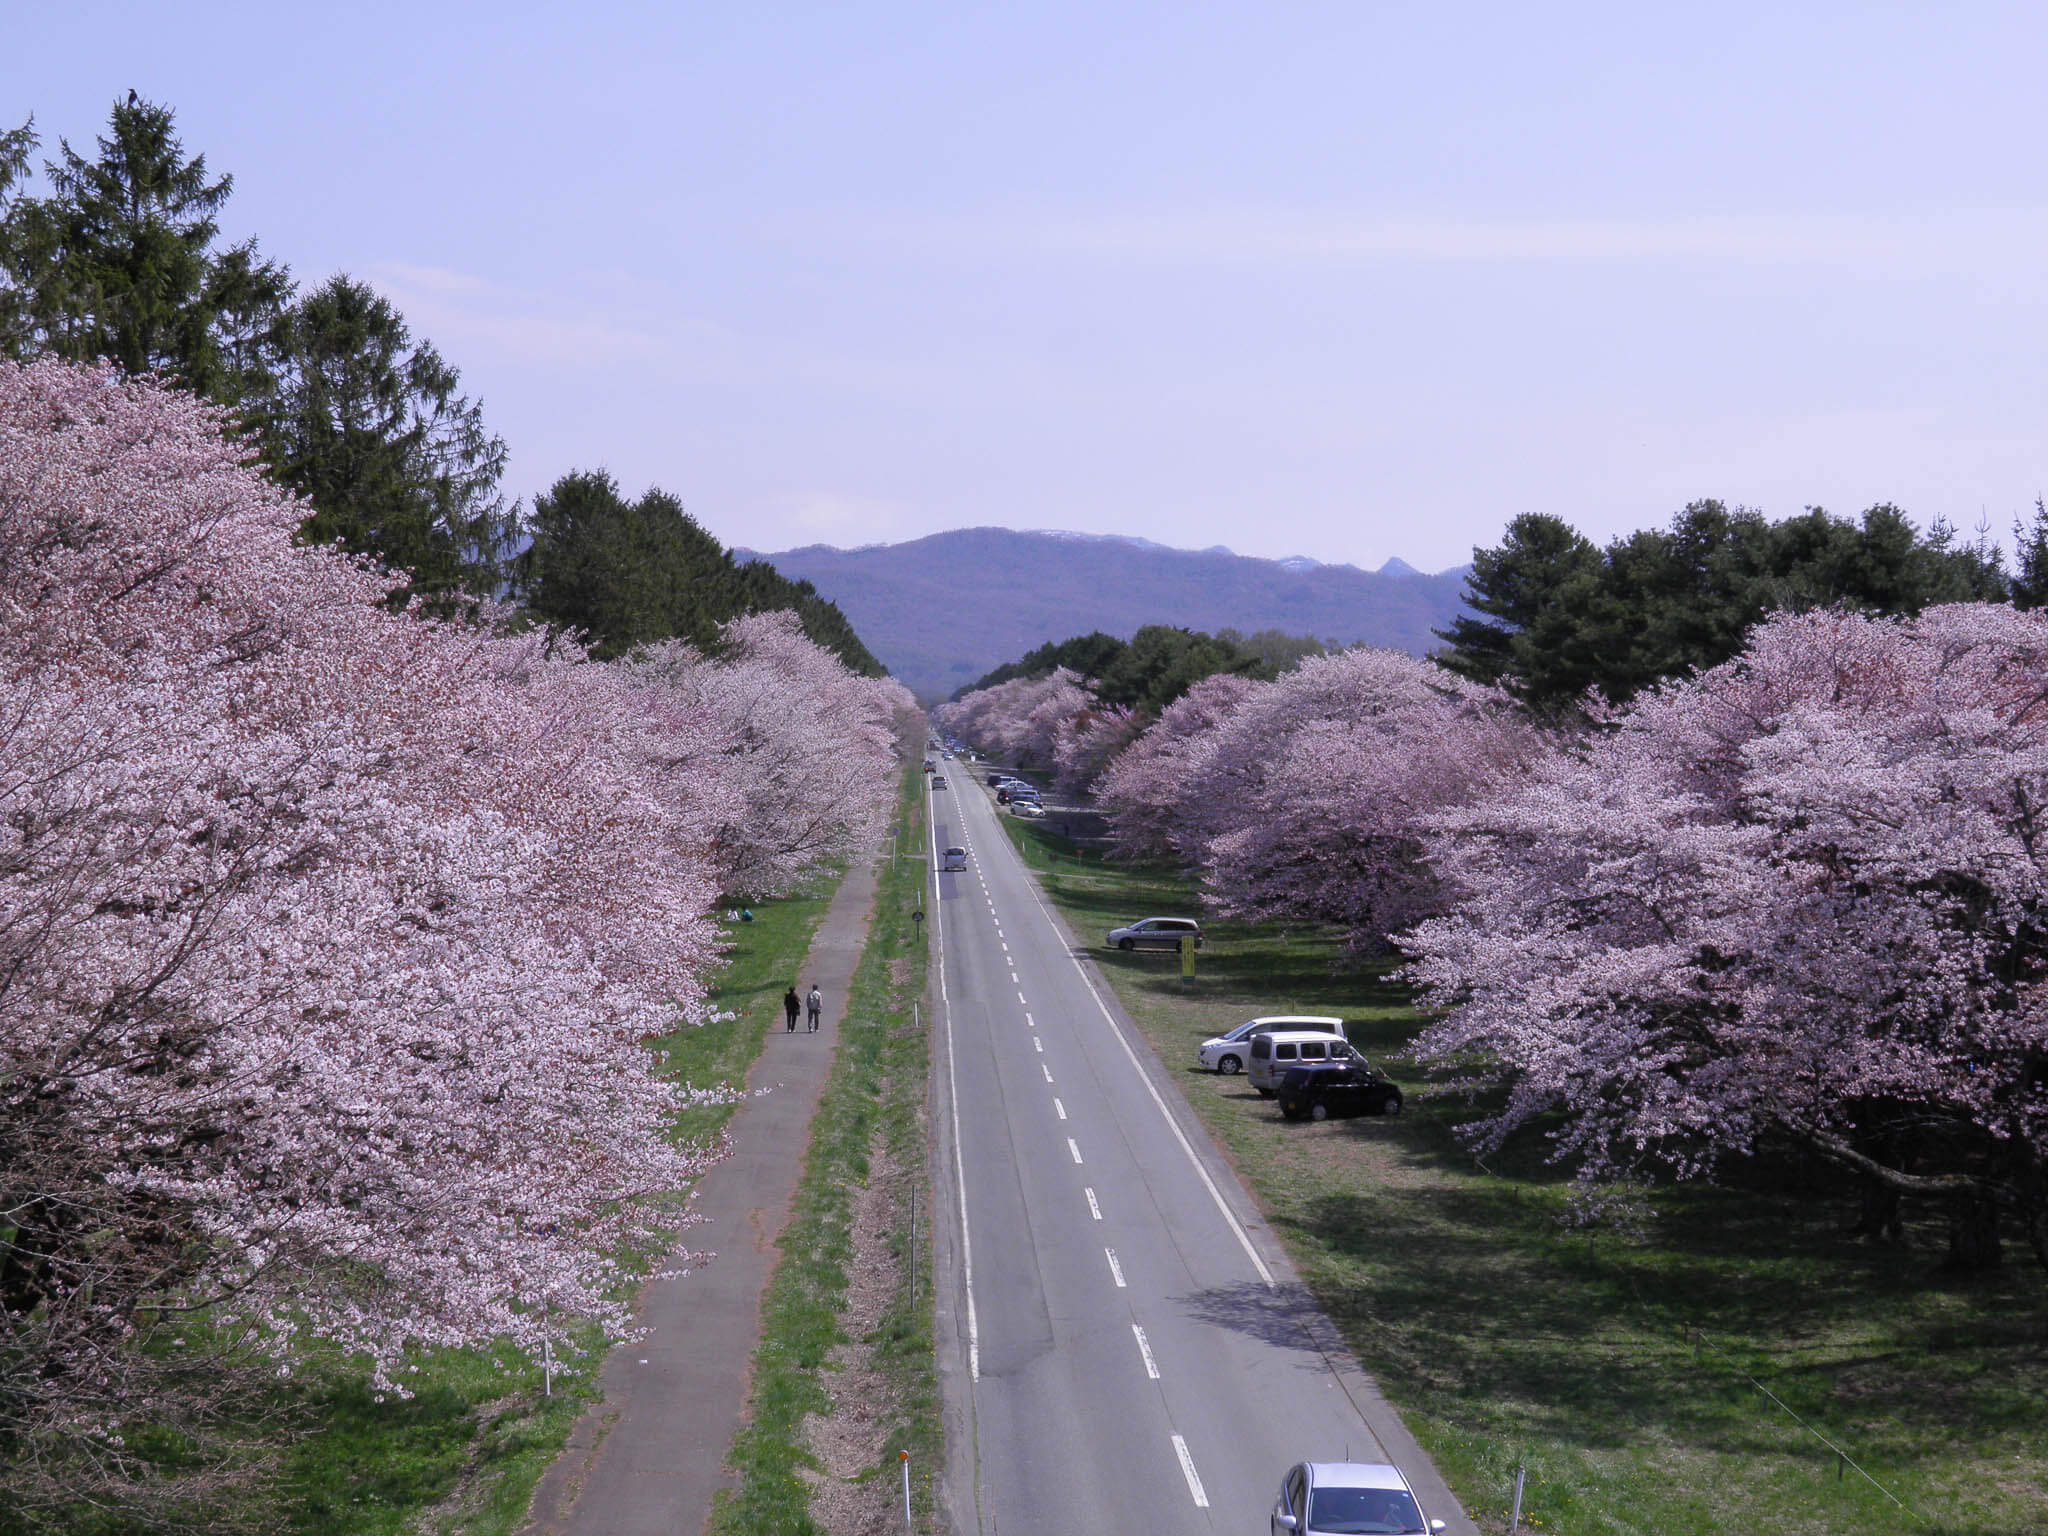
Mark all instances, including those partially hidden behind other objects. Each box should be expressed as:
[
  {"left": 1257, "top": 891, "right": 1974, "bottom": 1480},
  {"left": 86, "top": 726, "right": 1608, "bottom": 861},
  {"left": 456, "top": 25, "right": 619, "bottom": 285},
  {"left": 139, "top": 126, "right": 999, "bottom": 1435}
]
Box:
[
  {"left": 995, "top": 813, "right": 2048, "bottom": 1536},
  {"left": 713, "top": 767, "right": 942, "bottom": 1536},
  {"left": 269, "top": 882, "right": 840, "bottom": 1536}
]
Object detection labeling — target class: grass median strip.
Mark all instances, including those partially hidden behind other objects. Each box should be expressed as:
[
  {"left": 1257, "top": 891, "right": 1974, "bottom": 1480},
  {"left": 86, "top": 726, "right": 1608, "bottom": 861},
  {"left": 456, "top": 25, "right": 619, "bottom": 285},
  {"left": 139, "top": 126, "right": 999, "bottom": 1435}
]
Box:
[
  {"left": 998, "top": 814, "right": 2047, "bottom": 1536},
  {"left": 713, "top": 767, "right": 941, "bottom": 1536}
]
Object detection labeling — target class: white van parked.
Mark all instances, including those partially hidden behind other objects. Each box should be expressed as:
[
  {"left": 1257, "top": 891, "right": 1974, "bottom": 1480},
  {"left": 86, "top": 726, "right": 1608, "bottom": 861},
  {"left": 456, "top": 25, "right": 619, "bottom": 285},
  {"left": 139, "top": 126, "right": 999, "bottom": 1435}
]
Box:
[
  {"left": 1197, "top": 1015, "right": 1345, "bottom": 1076},
  {"left": 1246, "top": 1029, "right": 1361, "bottom": 1097}
]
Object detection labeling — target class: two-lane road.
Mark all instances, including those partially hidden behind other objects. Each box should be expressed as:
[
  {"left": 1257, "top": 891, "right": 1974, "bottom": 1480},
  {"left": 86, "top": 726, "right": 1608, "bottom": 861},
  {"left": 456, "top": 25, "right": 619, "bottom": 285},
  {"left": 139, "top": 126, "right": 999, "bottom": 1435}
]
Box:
[{"left": 926, "top": 771, "right": 1474, "bottom": 1534}]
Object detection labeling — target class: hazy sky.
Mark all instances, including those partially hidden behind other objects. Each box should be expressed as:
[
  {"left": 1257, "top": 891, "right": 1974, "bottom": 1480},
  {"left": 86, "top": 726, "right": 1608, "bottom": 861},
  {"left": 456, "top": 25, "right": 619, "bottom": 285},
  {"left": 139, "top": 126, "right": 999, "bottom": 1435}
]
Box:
[{"left": 10, "top": 3, "right": 2046, "bottom": 572}]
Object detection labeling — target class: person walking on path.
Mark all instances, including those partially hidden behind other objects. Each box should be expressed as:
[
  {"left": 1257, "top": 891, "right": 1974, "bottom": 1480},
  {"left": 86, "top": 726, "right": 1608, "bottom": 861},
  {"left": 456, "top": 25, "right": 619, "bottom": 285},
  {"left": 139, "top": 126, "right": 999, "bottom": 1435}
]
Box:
[
  {"left": 783, "top": 986, "right": 801, "bottom": 1033},
  {"left": 806, "top": 984, "right": 823, "bottom": 1032}
]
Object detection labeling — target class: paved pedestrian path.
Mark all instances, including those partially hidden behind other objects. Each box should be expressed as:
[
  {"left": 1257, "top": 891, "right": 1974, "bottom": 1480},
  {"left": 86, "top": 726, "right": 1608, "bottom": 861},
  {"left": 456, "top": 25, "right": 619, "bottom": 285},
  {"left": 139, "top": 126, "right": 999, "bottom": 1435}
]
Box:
[{"left": 521, "top": 855, "right": 881, "bottom": 1536}]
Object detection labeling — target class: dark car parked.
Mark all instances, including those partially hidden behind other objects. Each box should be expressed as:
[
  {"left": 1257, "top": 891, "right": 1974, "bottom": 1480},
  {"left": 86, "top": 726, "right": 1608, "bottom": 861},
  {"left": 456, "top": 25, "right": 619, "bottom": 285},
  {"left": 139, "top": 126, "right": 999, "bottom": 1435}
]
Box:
[{"left": 1276, "top": 1062, "right": 1402, "bottom": 1121}]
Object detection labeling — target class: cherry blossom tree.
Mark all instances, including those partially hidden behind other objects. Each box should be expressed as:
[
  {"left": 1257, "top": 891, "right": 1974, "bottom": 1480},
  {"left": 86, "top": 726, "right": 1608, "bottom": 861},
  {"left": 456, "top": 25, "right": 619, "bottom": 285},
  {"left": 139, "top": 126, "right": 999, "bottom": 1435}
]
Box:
[
  {"left": 1092, "top": 672, "right": 1261, "bottom": 864},
  {"left": 1408, "top": 606, "right": 2048, "bottom": 1268},
  {"left": 1052, "top": 701, "right": 1147, "bottom": 798},
  {"left": 619, "top": 614, "right": 912, "bottom": 896},
  {"left": 935, "top": 666, "right": 1092, "bottom": 770},
  {"left": 0, "top": 359, "right": 739, "bottom": 1517},
  {"left": 1189, "top": 649, "right": 1539, "bottom": 947}
]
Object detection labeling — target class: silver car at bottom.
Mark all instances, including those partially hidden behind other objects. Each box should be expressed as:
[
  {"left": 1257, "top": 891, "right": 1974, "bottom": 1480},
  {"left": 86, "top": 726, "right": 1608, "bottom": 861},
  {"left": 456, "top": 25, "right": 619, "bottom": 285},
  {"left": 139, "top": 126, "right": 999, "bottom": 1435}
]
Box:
[{"left": 1272, "top": 1460, "right": 1445, "bottom": 1535}]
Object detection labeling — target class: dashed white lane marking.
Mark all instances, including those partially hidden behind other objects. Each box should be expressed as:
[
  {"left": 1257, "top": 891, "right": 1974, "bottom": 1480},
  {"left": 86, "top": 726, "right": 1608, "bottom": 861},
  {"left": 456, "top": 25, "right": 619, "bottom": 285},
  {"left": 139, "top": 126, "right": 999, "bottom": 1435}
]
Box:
[
  {"left": 1017, "top": 991, "right": 1027, "bottom": 1005},
  {"left": 1067, "top": 1137, "right": 1083, "bottom": 1164},
  {"left": 1054, "top": 1098, "right": 1067, "bottom": 1120},
  {"left": 1033, "top": 1037, "right": 1043, "bottom": 1053},
  {"left": 1011, "top": 871, "right": 1276, "bottom": 1289},
  {"left": 1085, "top": 1187, "right": 1102, "bottom": 1220},
  {"left": 1010, "top": 970, "right": 1019, "bottom": 983},
  {"left": 1041, "top": 1062, "right": 1053, "bottom": 1082},
  {"left": 1024, "top": 1012, "right": 1034, "bottom": 1027},
  {"left": 1171, "top": 1435, "right": 1210, "bottom": 1508},
  {"left": 1132, "top": 1324, "right": 1160, "bottom": 1379},
  {"left": 1105, "top": 1248, "right": 1126, "bottom": 1287}
]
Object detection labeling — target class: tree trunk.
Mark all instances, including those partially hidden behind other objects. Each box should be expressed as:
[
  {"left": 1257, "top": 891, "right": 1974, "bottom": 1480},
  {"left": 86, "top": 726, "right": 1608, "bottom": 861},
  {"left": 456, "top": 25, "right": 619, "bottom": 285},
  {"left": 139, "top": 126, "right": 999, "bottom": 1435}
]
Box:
[
  {"left": 1945, "top": 1189, "right": 2003, "bottom": 1270},
  {"left": 1848, "top": 1180, "right": 1902, "bottom": 1243}
]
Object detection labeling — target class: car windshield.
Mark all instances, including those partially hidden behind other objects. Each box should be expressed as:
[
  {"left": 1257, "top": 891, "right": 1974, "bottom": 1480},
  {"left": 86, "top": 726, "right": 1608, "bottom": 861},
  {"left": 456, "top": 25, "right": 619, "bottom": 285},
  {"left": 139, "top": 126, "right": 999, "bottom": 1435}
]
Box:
[{"left": 1306, "top": 1484, "right": 1427, "bottom": 1533}]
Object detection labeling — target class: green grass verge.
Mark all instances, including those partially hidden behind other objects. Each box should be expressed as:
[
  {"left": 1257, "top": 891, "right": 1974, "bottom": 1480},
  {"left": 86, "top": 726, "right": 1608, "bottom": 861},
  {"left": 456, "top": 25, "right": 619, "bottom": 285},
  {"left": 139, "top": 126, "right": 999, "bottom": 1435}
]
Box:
[
  {"left": 1002, "top": 814, "right": 2048, "bottom": 1536},
  {"left": 712, "top": 767, "right": 941, "bottom": 1535},
  {"left": 267, "top": 884, "right": 841, "bottom": 1536}
]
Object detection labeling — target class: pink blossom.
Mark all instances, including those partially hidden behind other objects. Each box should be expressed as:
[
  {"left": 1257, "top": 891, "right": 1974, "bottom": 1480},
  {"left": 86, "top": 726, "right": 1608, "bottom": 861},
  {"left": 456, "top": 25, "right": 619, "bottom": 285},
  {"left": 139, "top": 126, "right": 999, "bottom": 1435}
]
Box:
[{"left": 1409, "top": 606, "right": 2048, "bottom": 1261}]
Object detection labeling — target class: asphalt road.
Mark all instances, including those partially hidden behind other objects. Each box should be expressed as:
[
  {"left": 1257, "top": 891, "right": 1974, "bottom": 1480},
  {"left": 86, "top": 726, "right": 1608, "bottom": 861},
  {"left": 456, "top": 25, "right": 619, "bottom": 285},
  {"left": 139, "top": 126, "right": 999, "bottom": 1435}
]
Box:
[{"left": 926, "top": 771, "right": 1477, "bottom": 1536}]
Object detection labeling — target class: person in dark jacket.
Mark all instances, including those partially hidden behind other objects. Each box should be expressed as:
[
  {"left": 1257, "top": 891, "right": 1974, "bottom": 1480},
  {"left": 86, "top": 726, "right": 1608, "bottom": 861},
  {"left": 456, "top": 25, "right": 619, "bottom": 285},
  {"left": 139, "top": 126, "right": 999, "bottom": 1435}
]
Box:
[{"left": 783, "top": 986, "right": 801, "bottom": 1032}]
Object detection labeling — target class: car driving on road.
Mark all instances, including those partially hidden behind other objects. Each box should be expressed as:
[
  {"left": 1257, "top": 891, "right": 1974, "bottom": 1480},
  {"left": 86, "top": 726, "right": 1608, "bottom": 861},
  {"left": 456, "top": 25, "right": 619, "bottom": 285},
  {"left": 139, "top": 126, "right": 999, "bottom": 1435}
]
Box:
[
  {"left": 1105, "top": 916, "right": 1203, "bottom": 952},
  {"left": 1197, "top": 1015, "right": 1346, "bottom": 1075},
  {"left": 1272, "top": 1460, "right": 1444, "bottom": 1534},
  {"left": 941, "top": 846, "right": 968, "bottom": 871},
  {"left": 1276, "top": 1061, "right": 1403, "bottom": 1120}
]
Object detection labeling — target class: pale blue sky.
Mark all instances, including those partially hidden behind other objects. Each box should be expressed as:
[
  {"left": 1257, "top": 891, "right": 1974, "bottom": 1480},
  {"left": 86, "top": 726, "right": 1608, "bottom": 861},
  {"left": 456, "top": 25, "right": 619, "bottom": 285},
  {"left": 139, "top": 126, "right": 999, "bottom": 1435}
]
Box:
[{"left": 10, "top": 3, "right": 2047, "bottom": 571}]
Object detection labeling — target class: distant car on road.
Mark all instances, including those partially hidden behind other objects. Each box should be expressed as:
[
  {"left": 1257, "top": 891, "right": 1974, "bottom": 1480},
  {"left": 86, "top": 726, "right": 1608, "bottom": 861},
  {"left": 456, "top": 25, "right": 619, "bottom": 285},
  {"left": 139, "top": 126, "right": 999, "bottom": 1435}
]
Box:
[
  {"left": 930, "top": 775, "right": 948, "bottom": 790},
  {"left": 1271, "top": 1460, "right": 1443, "bottom": 1535},
  {"left": 1105, "top": 916, "right": 1203, "bottom": 953},
  {"left": 1277, "top": 1061, "right": 1402, "bottom": 1120},
  {"left": 1197, "top": 1015, "right": 1345, "bottom": 1075},
  {"left": 941, "top": 846, "right": 968, "bottom": 871}
]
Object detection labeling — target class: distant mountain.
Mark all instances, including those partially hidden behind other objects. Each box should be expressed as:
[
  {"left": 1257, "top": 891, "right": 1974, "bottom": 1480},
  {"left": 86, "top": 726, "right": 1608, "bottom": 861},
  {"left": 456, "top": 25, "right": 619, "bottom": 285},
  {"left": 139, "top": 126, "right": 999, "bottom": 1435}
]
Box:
[{"left": 740, "top": 527, "right": 1475, "bottom": 701}]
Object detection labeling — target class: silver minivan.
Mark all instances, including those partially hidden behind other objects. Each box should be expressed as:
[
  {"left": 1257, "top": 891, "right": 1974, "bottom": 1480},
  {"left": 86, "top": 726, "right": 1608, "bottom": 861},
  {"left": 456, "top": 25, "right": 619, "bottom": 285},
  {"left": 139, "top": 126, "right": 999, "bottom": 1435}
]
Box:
[
  {"left": 1247, "top": 1029, "right": 1360, "bottom": 1097},
  {"left": 941, "top": 846, "right": 968, "bottom": 871}
]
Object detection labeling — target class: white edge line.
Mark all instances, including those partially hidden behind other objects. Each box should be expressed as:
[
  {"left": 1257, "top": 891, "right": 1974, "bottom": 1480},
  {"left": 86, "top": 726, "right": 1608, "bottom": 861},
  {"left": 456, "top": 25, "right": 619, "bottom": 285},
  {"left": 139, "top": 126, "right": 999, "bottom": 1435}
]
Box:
[
  {"left": 931, "top": 778, "right": 981, "bottom": 1381},
  {"left": 1015, "top": 870, "right": 1277, "bottom": 1288},
  {"left": 1172, "top": 1434, "right": 1210, "bottom": 1507}
]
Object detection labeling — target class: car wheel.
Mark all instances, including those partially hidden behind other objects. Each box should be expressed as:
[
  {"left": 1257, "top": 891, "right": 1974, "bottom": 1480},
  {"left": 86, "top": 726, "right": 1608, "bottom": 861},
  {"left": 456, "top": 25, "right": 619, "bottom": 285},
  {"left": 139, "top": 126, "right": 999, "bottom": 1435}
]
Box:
[
  {"left": 1378, "top": 1091, "right": 1403, "bottom": 1116},
  {"left": 1117, "top": 938, "right": 1135, "bottom": 951},
  {"left": 1309, "top": 1101, "right": 1329, "bottom": 1121},
  {"left": 1217, "top": 1055, "right": 1242, "bottom": 1075}
]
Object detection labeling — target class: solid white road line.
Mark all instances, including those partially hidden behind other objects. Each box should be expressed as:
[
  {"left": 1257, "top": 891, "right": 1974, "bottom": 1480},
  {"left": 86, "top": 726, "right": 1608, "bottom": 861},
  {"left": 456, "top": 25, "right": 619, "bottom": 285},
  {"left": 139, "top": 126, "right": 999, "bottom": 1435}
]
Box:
[
  {"left": 1105, "top": 1248, "right": 1126, "bottom": 1287},
  {"left": 1171, "top": 1435, "right": 1210, "bottom": 1508},
  {"left": 1085, "top": 1187, "right": 1102, "bottom": 1220},
  {"left": 1068, "top": 1137, "right": 1083, "bottom": 1164},
  {"left": 930, "top": 781, "right": 980, "bottom": 1382},
  {"left": 1132, "top": 1324, "right": 1160, "bottom": 1379}
]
